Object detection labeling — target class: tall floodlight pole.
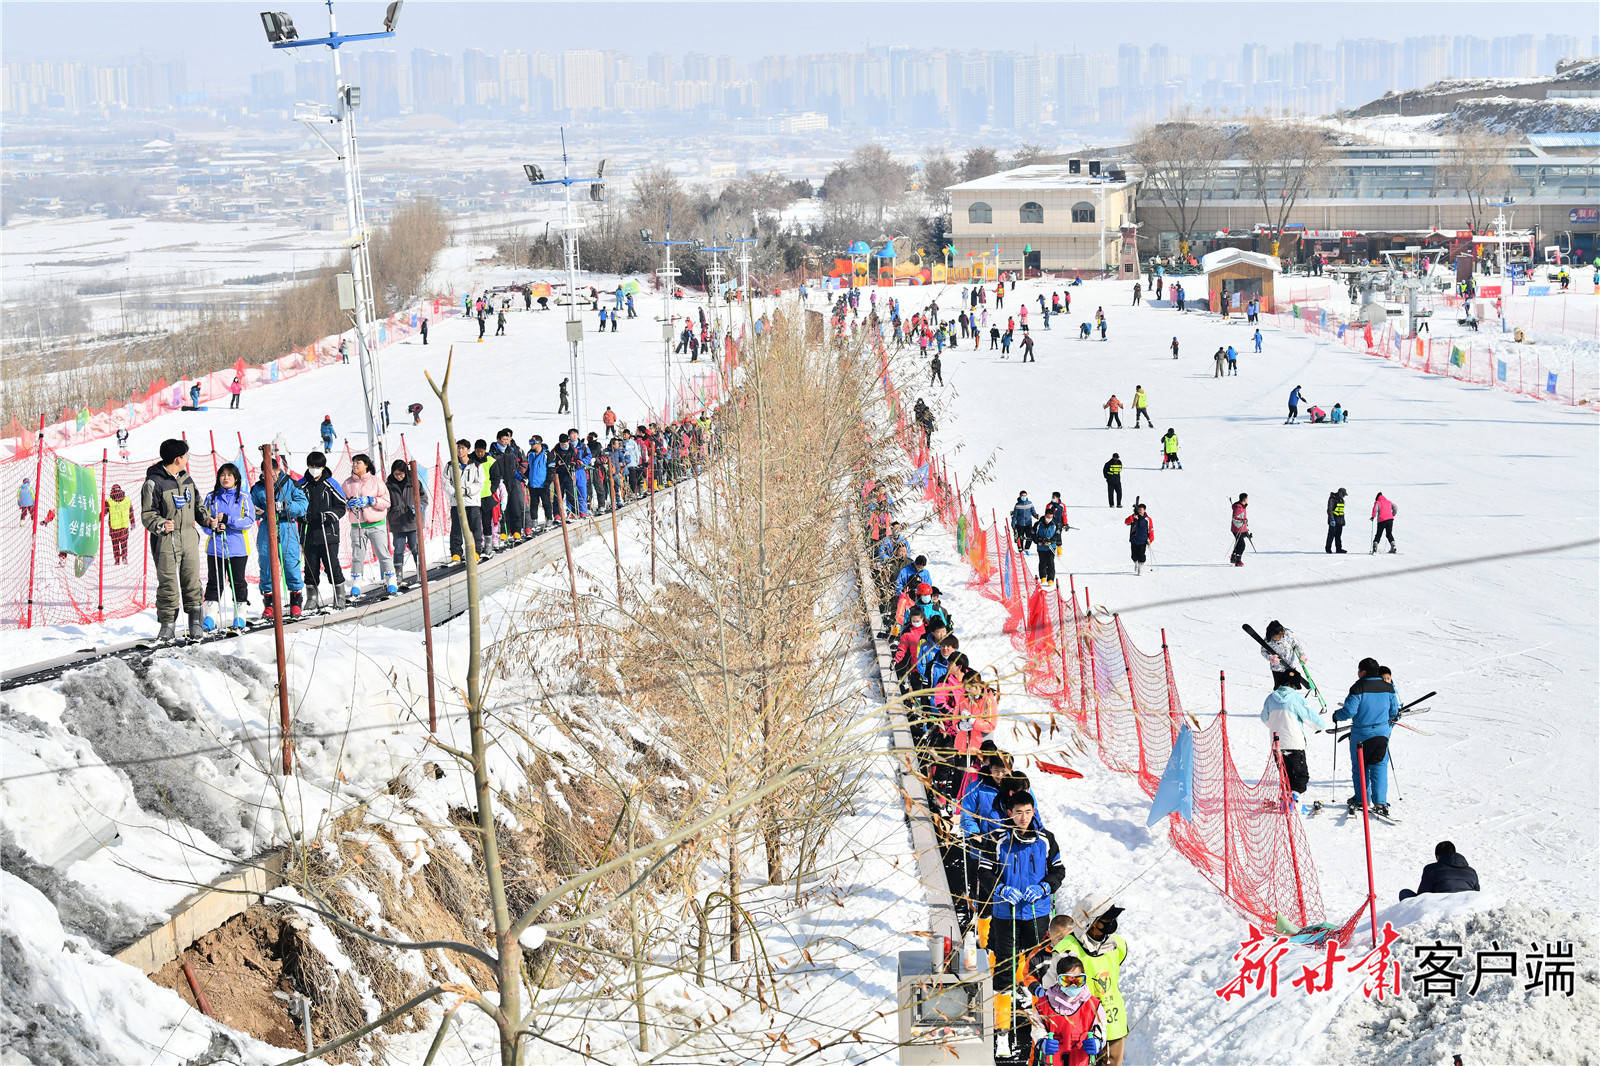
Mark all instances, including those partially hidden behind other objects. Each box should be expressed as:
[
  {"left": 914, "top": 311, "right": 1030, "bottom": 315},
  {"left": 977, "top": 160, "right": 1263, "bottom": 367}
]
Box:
[
  {"left": 641, "top": 213, "right": 695, "bottom": 420},
  {"left": 701, "top": 236, "right": 733, "bottom": 330},
  {"left": 525, "top": 129, "right": 605, "bottom": 434},
  {"left": 260, "top": 1, "right": 402, "bottom": 466}
]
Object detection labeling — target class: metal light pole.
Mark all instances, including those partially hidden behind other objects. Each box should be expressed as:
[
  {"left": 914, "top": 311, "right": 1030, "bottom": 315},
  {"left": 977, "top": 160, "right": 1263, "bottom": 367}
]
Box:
[
  {"left": 260, "top": 1, "right": 401, "bottom": 467},
  {"left": 702, "top": 236, "right": 732, "bottom": 330},
  {"left": 525, "top": 129, "right": 605, "bottom": 434},
  {"left": 642, "top": 213, "right": 694, "bottom": 420},
  {"left": 734, "top": 228, "right": 758, "bottom": 321}
]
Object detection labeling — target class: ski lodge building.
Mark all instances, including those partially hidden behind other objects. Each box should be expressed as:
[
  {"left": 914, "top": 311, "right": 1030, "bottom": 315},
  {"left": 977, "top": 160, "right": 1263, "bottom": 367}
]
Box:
[
  {"left": 951, "top": 134, "right": 1600, "bottom": 272},
  {"left": 947, "top": 163, "right": 1139, "bottom": 275}
]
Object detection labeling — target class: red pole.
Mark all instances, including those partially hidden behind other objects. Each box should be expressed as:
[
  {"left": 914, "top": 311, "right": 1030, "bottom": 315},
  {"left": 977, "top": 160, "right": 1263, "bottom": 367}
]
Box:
[
  {"left": 1220, "top": 710, "right": 1232, "bottom": 898},
  {"left": 24, "top": 415, "right": 45, "bottom": 628},
  {"left": 259, "top": 444, "right": 294, "bottom": 776},
  {"left": 1356, "top": 744, "right": 1379, "bottom": 948},
  {"left": 1160, "top": 627, "right": 1179, "bottom": 743},
  {"left": 1055, "top": 582, "right": 1068, "bottom": 696},
  {"left": 97, "top": 449, "right": 108, "bottom": 621},
  {"left": 208, "top": 430, "right": 219, "bottom": 482},
  {"left": 1274, "top": 736, "right": 1310, "bottom": 927},
  {"left": 1071, "top": 577, "right": 1087, "bottom": 717},
  {"left": 991, "top": 507, "right": 1003, "bottom": 593},
  {"left": 409, "top": 460, "right": 436, "bottom": 733}
]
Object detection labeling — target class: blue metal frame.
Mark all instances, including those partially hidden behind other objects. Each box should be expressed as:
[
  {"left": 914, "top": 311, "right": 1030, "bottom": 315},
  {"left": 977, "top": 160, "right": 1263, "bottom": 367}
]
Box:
[
  {"left": 527, "top": 129, "right": 603, "bottom": 193},
  {"left": 272, "top": 29, "right": 392, "bottom": 49}
]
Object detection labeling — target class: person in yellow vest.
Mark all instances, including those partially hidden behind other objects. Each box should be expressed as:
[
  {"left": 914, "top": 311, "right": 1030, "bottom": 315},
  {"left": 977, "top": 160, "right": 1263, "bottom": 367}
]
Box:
[
  {"left": 104, "top": 484, "right": 134, "bottom": 564},
  {"left": 1133, "top": 385, "right": 1153, "bottom": 429},
  {"left": 1059, "top": 895, "right": 1129, "bottom": 1066},
  {"left": 473, "top": 439, "right": 498, "bottom": 555},
  {"left": 1326, "top": 487, "right": 1348, "bottom": 554}
]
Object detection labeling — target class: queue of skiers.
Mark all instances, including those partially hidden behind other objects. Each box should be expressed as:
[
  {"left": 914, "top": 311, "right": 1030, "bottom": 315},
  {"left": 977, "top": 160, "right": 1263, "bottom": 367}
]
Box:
[{"left": 869, "top": 486, "right": 1131, "bottom": 1066}]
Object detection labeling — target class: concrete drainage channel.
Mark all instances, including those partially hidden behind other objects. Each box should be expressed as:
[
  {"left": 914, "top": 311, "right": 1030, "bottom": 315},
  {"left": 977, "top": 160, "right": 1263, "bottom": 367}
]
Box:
[{"left": 43, "top": 494, "right": 663, "bottom": 987}]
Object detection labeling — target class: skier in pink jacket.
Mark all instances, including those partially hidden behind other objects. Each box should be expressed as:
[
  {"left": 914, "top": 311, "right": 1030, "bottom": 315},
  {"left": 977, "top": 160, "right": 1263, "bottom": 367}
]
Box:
[
  {"left": 1371, "top": 493, "right": 1397, "bottom": 554},
  {"left": 341, "top": 454, "right": 395, "bottom": 595}
]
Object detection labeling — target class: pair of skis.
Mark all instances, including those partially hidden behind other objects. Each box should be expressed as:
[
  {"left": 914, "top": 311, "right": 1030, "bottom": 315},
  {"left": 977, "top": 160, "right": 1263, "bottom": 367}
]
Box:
[{"left": 1240, "top": 623, "right": 1325, "bottom": 710}]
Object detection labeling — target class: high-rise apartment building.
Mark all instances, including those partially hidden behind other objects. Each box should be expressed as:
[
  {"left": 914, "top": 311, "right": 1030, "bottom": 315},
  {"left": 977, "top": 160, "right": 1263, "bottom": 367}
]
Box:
[
  {"left": 410, "top": 49, "right": 454, "bottom": 115},
  {"left": 560, "top": 50, "right": 606, "bottom": 112}
]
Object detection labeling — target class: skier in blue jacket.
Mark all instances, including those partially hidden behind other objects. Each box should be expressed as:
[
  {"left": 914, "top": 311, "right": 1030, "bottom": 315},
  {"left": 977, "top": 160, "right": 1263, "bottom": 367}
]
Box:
[
  {"left": 251, "top": 458, "right": 308, "bottom": 620},
  {"left": 1333, "top": 657, "right": 1400, "bottom": 814},
  {"left": 202, "top": 463, "right": 257, "bottom": 629},
  {"left": 1012, "top": 492, "right": 1038, "bottom": 554},
  {"left": 1285, "top": 385, "right": 1307, "bottom": 424},
  {"left": 895, "top": 554, "right": 932, "bottom": 592},
  {"left": 977, "top": 790, "right": 1066, "bottom": 1043}
]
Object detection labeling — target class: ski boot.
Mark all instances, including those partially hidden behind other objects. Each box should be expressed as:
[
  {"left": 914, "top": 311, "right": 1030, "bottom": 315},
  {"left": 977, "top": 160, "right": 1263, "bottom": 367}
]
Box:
[
  {"left": 232, "top": 608, "right": 248, "bottom": 630},
  {"left": 187, "top": 613, "right": 206, "bottom": 640},
  {"left": 202, "top": 600, "right": 219, "bottom": 632},
  {"left": 304, "top": 585, "right": 321, "bottom": 611},
  {"left": 332, "top": 583, "right": 347, "bottom": 609},
  {"left": 262, "top": 593, "right": 276, "bottom": 620},
  {"left": 289, "top": 590, "right": 304, "bottom": 618},
  {"left": 349, "top": 583, "right": 362, "bottom": 598},
  {"left": 385, "top": 578, "right": 398, "bottom": 595},
  {"left": 1372, "top": 803, "right": 1391, "bottom": 818},
  {"left": 157, "top": 621, "right": 177, "bottom": 642},
  {"left": 451, "top": 553, "right": 462, "bottom": 563}
]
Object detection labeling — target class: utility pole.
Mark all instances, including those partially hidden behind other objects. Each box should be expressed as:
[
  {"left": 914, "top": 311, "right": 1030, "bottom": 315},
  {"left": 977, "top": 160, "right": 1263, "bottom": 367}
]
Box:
[
  {"left": 525, "top": 129, "right": 605, "bottom": 434},
  {"left": 642, "top": 212, "right": 695, "bottom": 421},
  {"left": 261, "top": 0, "right": 402, "bottom": 467}
]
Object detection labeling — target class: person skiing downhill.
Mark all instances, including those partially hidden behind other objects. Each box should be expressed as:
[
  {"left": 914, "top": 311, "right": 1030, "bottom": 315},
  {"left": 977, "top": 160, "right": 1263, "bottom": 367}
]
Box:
[
  {"left": 1285, "top": 385, "right": 1306, "bottom": 424},
  {"left": 1160, "top": 429, "right": 1180, "bottom": 469},
  {"left": 1012, "top": 492, "right": 1038, "bottom": 555},
  {"left": 1229, "top": 493, "right": 1250, "bottom": 566},
  {"left": 1124, "top": 502, "right": 1154, "bottom": 575}
]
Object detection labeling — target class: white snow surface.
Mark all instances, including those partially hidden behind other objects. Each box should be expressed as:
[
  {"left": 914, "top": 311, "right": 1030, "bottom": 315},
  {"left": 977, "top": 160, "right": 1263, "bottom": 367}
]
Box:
[{"left": 884, "top": 271, "right": 1598, "bottom": 1061}]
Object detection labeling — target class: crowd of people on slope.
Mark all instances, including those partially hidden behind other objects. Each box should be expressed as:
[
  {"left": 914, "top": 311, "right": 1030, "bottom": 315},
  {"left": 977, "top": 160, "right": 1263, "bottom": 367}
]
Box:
[
  {"left": 133, "top": 406, "right": 717, "bottom": 643},
  {"left": 866, "top": 485, "right": 1131, "bottom": 1066}
]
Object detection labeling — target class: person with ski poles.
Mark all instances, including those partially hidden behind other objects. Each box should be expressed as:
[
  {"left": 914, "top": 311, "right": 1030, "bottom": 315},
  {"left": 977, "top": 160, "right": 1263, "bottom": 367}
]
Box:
[
  {"left": 1371, "top": 491, "right": 1398, "bottom": 553},
  {"left": 1333, "top": 656, "right": 1400, "bottom": 816},
  {"left": 140, "top": 438, "right": 215, "bottom": 642},
  {"left": 251, "top": 453, "right": 308, "bottom": 620},
  {"left": 1102, "top": 394, "right": 1123, "bottom": 428},
  {"left": 1022, "top": 953, "right": 1107, "bottom": 1066},
  {"left": 1229, "top": 493, "right": 1250, "bottom": 566},
  {"left": 201, "top": 462, "right": 256, "bottom": 630},
  {"left": 1032, "top": 508, "right": 1061, "bottom": 586},
  {"left": 976, "top": 789, "right": 1065, "bottom": 1063},
  {"left": 1057, "top": 895, "right": 1129, "bottom": 1066},
  {"left": 298, "top": 451, "right": 348, "bottom": 610}
]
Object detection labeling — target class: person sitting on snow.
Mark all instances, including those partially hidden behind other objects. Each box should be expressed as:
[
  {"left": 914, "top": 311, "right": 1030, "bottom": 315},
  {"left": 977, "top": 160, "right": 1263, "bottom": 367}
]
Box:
[
  {"left": 1398, "top": 840, "right": 1480, "bottom": 901},
  {"left": 1330, "top": 403, "right": 1347, "bottom": 424}
]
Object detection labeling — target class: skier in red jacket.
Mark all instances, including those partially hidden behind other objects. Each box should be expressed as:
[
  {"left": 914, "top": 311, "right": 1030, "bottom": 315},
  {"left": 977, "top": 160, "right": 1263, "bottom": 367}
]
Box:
[
  {"left": 1026, "top": 954, "right": 1106, "bottom": 1066},
  {"left": 1230, "top": 493, "right": 1250, "bottom": 566}
]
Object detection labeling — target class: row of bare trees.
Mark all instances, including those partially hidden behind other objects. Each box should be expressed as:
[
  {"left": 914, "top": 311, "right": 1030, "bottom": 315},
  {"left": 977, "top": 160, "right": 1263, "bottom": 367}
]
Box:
[{"left": 1132, "top": 118, "right": 1519, "bottom": 256}]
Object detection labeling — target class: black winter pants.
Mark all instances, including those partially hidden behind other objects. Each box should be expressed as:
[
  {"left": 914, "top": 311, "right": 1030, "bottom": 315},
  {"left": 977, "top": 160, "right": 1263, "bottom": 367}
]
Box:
[
  {"left": 1326, "top": 520, "right": 1345, "bottom": 552},
  {"left": 528, "top": 484, "right": 552, "bottom": 524},
  {"left": 450, "top": 507, "right": 481, "bottom": 559},
  {"left": 1106, "top": 477, "right": 1122, "bottom": 507},
  {"left": 204, "top": 554, "right": 249, "bottom": 603},
  {"left": 988, "top": 912, "right": 1047, "bottom": 998},
  {"left": 1107, "top": 411, "right": 1122, "bottom": 428},
  {"left": 1374, "top": 519, "right": 1395, "bottom": 549},
  {"left": 304, "top": 536, "right": 343, "bottom": 588},
  {"left": 1037, "top": 548, "right": 1056, "bottom": 583},
  {"left": 1282, "top": 749, "right": 1310, "bottom": 795}
]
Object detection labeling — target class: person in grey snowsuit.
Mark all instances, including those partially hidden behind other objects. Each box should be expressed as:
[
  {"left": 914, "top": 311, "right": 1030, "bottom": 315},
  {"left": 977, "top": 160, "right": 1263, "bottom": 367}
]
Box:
[
  {"left": 1259, "top": 620, "right": 1309, "bottom": 690},
  {"left": 140, "top": 438, "right": 215, "bottom": 640}
]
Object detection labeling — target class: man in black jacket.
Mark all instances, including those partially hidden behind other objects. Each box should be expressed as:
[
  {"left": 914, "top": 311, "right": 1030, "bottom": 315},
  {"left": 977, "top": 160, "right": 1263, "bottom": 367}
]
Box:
[
  {"left": 1398, "top": 841, "right": 1480, "bottom": 900},
  {"left": 1103, "top": 453, "right": 1123, "bottom": 507},
  {"left": 491, "top": 429, "right": 527, "bottom": 541},
  {"left": 1326, "top": 487, "right": 1348, "bottom": 554},
  {"left": 299, "top": 451, "right": 348, "bottom": 609}
]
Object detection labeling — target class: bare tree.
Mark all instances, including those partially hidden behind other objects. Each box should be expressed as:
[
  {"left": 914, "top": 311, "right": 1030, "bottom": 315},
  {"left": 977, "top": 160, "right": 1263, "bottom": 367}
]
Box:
[
  {"left": 920, "top": 149, "right": 959, "bottom": 208},
  {"left": 1239, "top": 118, "right": 1330, "bottom": 259},
  {"left": 1440, "top": 129, "right": 1516, "bottom": 231},
  {"left": 1131, "top": 119, "right": 1232, "bottom": 255},
  {"left": 959, "top": 145, "right": 1001, "bottom": 183},
  {"left": 1008, "top": 142, "right": 1050, "bottom": 168}
]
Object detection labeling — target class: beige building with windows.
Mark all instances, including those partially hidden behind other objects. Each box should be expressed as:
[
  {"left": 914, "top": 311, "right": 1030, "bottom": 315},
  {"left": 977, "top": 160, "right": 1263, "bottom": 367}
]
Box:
[{"left": 948, "top": 164, "right": 1138, "bottom": 274}]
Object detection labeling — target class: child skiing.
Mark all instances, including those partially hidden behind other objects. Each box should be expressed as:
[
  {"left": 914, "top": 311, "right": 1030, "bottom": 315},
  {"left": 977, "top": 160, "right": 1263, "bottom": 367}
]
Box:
[{"left": 1160, "top": 429, "right": 1180, "bottom": 469}]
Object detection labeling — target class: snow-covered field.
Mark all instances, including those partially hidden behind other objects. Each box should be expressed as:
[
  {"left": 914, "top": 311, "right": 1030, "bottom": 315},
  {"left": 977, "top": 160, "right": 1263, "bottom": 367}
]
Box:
[{"left": 884, "top": 271, "right": 1599, "bottom": 1061}]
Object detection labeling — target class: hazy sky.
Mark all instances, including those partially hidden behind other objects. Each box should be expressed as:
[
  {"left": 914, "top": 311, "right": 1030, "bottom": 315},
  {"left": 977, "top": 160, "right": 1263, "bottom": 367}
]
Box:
[{"left": 2, "top": 1, "right": 1591, "bottom": 91}]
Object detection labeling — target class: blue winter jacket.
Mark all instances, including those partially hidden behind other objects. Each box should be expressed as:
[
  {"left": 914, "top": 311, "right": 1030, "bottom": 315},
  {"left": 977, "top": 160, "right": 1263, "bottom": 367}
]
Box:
[
  {"left": 204, "top": 486, "right": 257, "bottom": 558},
  {"left": 914, "top": 640, "right": 946, "bottom": 684},
  {"left": 1011, "top": 499, "right": 1038, "bottom": 530},
  {"left": 1334, "top": 676, "right": 1400, "bottom": 742},
  {"left": 251, "top": 473, "right": 308, "bottom": 579},
  {"left": 1289, "top": 387, "right": 1304, "bottom": 406},
  {"left": 1033, "top": 518, "right": 1060, "bottom": 553},
  {"left": 979, "top": 826, "right": 1065, "bottom": 920},
  {"left": 960, "top": 778, "right": 1006, "bottom": 837},
  {"left": 895, "top": 562, "right": 931, "bottom": 591},
  {"left": 526, "top": 448, "right": 549, "bottom": 489}
]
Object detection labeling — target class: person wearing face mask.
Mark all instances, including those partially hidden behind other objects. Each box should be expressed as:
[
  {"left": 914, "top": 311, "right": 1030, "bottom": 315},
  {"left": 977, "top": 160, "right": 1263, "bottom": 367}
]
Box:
[
  {"left": 1025, "top": 953, "right": 1106, "bottom": 1066},
  {"left": 917, "top": 583, "right": 949, "bottom": 631},
  {"left": 1058, "top": 896, "right": 1129, "bottom": 1066}
]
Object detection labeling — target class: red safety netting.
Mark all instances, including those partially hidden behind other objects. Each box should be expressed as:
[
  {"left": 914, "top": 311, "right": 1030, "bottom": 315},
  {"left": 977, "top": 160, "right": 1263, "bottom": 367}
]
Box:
[{"left": 883, "top": 341, "right": 1367, "bottom": 945}]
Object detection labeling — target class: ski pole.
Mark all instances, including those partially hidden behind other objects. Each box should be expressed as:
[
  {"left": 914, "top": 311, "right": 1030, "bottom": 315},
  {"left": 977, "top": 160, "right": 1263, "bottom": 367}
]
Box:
[
  {"left": 1331, "top": 727, "right": 1341, "bottom": 805},
  {"left": 1388, "top": 748, "right": 1402, "bottom": 802}
]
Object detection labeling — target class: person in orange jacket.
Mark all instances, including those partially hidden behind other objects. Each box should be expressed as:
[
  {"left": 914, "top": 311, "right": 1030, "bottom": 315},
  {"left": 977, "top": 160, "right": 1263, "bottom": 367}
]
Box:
[{"left": 1103, "top": 395, "right": 1123, "bottom": 429}]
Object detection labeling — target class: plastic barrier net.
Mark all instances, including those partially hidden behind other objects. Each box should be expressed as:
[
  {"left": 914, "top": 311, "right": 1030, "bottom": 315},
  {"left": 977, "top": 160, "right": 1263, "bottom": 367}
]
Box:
[{"left": 885, "top": 349, "right": 1366, "bottom": 945}]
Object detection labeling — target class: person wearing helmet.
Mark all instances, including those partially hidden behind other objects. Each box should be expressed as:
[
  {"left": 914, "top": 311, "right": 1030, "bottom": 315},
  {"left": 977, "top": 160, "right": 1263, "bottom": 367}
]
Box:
[
  {"left": 319, "top": 415, "right": 335, "bottom": 452},
  {"left": 1058, "top": 896, "right": 1129, "bottom": 1066},
  {"left": 1024, "top": 952, "right": 1107, "bottom": 1066}
]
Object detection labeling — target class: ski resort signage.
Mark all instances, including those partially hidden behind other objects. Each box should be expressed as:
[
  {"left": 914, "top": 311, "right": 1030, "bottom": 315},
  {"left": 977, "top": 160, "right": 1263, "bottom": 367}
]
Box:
[{"left": 54, "top": 458, "right": 99, "bottom": 563}]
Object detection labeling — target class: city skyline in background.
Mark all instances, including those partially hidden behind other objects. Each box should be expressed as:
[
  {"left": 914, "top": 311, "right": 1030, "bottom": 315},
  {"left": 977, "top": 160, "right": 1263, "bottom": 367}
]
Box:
[{"left": 2, "top": 3, "right": 1596, "bottom": 133}]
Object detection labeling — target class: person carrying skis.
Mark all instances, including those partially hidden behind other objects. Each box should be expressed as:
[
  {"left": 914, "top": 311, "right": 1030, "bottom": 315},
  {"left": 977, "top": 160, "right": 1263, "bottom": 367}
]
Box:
[
  {"left": 252, "top": 454, "right": 308, "bottom": 620},
  {"left": 299, "top": 451, "right": 348, "bottom": 609},
  {"left": 141, "top": 438, "right": 214, "bottom": 641},
  {"left": 1057, "top": 896, "right": 1129, "bottom": 1066},
  {"left": 1132, "top": 386, "right": 1152, "bottom": 428},
  {"left": 1102, "top": 453, "right": 1123, "bottom": 507},
  {"left": 1032, "top": 509, "right": 1061, "bottom": 585},
  {"left": 1371, "top": 492, "right": 1397, "bottom": 553},
  {"left": 201, "top": 462, "right": 256, "bottom": 630},
  {"left": 1160, "top": 428, "right": 1180, "bottom": 470},
  {"left": 1024, "top": 954, "right": 1106, "bottom": 1066},
  {"left": 1102, "top": 395, "right": 1123, "bottom": 428},
  {"left": 1333, "top": 656, "right": 1400, "bottom": 816},
  {"left": 319, "top": 415, "right": 335, "bottom": 451},
  {"left": 1285, "top": 385, "right": 1306, "bottom": 423},
  {"left": 1011, "top": 492, "right": 1038, "bottom": 555},
  {"left": 1124, "top": 502, "right": 1153, "bottom": 575},
  {"left": 976, "top": 790, "right": 1065, "bottom": 1062},
  {"left": 1325, "top": 487, "right": 1348, "bottom": 553},
  {"left": 1258, "top": 620, "right": 1309, "bottom": 689},
  {"left": 1260, "top": 683, "right": 1327, "bottom": 796},
  {"left": 1229, "top": 493, "right": 1250, "bottom": 566}
]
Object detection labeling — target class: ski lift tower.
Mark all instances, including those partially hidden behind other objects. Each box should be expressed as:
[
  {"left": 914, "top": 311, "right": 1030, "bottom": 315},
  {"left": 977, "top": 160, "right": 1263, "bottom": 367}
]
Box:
[
  {"left": 641, "top": 212, "right": 697, "bottom": 420},
  {"left": 524, "top": 129, "right": 605, "bottom": 434},
  {"left": 259, "top": 1, "right": 403, "bottom": 467},
  {"left": 1380, "top": 246, "right": 1445, "bottom": 337},
  {"left": 734, "top": 226, "right": 759, "bottom": 318},
  {"left": 701, "top": 236, "right": 733, "bottom": 330}
]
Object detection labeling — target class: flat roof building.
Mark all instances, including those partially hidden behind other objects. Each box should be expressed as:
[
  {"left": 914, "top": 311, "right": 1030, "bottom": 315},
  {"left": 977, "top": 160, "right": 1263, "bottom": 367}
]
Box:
[{"left": 948, "top": 163, "right": 1138, "bottom": 274}]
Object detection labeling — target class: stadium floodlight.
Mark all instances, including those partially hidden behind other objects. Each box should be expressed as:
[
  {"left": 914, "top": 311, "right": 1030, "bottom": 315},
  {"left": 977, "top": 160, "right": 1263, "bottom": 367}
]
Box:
[
  {"left": 524, "top": 164, "right": 544, "bottom": 182},
  {"left": 259, "top": 11, "right": 298, "bottom": 43},
  {"left": 640, "top": 228, "right": 653, "bottom": 242},
  {"left": 383, "top": 0, "right": 404, "bottom": 32},
  {"left": 596, "top": 159, "right": 606, "bottom": 179}
]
